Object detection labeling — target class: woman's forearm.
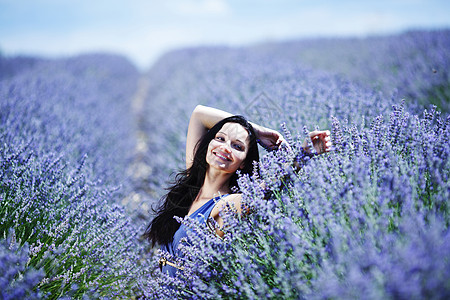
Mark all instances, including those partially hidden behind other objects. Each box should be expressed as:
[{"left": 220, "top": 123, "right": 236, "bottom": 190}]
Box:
[
  {"left": 192, "top": 105, "right": 234, "bottom": 130},
  {"left": 193, "top": 105, "right": 265, "bottom": 133}
]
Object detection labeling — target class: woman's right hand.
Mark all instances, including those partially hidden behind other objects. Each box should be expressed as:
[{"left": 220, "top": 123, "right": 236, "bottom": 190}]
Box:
[{"left": 302, "top": 130, "right": 332, "bottom": 154}]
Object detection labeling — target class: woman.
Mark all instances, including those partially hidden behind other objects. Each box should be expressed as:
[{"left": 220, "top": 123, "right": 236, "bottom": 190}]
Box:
[{"left": 144, "top": 105, "right": 331, "bottom": 277}]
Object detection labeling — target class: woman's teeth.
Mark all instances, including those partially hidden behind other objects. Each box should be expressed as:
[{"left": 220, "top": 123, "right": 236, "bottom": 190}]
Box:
[{"left": 215, "top": 152, "right": 230, "bottom": 161}]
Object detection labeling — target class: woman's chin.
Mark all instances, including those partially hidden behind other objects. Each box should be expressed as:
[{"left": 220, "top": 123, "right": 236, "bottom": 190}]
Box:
[{"left": 209, "top": 162, "right": 237, "bottom": 173}]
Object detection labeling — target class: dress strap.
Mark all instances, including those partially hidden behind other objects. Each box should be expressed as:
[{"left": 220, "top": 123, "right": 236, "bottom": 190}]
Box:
[{"left": 191, "top": 194, "right": 228, "bottom": 221}]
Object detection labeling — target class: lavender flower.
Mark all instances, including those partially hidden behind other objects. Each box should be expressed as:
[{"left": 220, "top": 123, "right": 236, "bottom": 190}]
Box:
[{"left": 0, "top": 231, "right": 44, "bottom": 299}]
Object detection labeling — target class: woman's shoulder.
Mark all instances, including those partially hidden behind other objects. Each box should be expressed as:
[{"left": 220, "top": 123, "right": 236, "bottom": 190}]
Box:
[
  {"left": 210, "top": 193, "right": 243, "bottom": 216},
  {"left": 217, "top": 193, "right": 242, "bottom": 203}
]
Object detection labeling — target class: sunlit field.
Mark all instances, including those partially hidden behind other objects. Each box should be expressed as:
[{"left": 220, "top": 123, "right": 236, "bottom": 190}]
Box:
[{"left": 1, "top": 29, "right": 449, "bottom": 299}]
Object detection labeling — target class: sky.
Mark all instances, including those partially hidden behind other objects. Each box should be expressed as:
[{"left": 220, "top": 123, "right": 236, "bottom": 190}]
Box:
[{"left": 1, "top": 0, "right": 449, "bottom": 70}]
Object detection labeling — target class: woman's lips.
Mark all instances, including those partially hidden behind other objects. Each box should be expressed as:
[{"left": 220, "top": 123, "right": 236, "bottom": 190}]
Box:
[{"left": 213, "top": 151, "right": 231, "bottom": 161}]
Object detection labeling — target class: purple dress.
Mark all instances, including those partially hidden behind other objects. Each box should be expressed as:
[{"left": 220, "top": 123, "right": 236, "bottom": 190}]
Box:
[{"left": 161, "top": 194, "right": 226, "bottom": 277}]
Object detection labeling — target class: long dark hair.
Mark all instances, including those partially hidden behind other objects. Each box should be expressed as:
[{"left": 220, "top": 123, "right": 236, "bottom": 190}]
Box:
[{"left": 144, "top": 115, "right": 259, "bottom": 247}]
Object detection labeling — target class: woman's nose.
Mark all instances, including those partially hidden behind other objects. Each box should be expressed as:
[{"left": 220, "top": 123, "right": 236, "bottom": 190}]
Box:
[{"left": 220, "top": 142, "right": 232, "bottom": 153}]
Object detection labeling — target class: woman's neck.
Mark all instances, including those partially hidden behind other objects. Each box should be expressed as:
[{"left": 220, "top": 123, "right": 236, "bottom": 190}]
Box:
[{"left": 196, "top": 168, "right": 232, "bottom": 201}]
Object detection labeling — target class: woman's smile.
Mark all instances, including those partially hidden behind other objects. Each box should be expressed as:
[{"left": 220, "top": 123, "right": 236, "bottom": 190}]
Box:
[{"left": 213, "top": 150, "right": 232, "bottom": 162}]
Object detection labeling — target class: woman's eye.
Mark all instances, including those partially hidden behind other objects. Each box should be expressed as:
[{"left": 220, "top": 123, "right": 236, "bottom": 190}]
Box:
[
  {"left": 216, "top": 136, "right": 225, "bottom": 141},
  {"left": 233, "top": 144, "right": 243, "bottom": 151}
]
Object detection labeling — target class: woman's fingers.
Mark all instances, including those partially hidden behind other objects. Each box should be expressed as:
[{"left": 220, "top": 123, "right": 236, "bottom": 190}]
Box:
[
  {"left": 275, "top": 132, "right": 294, "bottom": 151},
  {"left": 257, "top": 130, "right": 292, "bottom": 151},
  {"left": 309, "top": 130, "right": 330, "bottom": 138},
  {"left": 278, "top": 137, "right": 292, "bottom": 151},
  {"left": 310, "top": 130, "right": 332, "bottom": 153}
]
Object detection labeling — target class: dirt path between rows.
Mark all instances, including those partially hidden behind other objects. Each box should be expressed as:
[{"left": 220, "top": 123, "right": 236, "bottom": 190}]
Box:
[{"left": 122, "top": 75, "right": 156, "bottom": 225}]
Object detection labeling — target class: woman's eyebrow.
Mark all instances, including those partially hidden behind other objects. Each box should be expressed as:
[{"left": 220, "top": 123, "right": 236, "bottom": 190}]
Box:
[{"left": 218, "top": 131, "right": 246, "bottom": 145}]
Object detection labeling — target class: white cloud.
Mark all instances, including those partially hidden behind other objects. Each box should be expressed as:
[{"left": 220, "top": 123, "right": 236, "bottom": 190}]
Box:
[{"left": 166, "top": 0, "right": 231, "bottom": 16}]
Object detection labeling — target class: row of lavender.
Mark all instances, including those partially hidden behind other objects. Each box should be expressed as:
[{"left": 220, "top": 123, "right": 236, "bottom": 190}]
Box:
[
  {"left": 0, "top": 55, "right": 152, "bottom": 298},
  {"left": 142, "top": 31, "right": 449, "bottom": 298},
  {"left": 252, "top": 29, "right": 450, "bottom": 113}
]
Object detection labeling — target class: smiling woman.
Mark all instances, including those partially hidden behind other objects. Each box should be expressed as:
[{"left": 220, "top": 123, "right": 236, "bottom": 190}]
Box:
[{"left": 143, "top": 104, "right": 331, "bottom": 278}]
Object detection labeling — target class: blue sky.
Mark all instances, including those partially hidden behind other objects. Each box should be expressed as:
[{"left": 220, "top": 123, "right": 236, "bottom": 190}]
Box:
[{"left": 1, "top": 0, "right": 449, "bottom": 69}]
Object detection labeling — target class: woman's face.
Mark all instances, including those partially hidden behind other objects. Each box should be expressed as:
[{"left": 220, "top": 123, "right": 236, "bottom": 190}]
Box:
[{"left": 206, "top": 122, "right": 249, "bottom": 174}]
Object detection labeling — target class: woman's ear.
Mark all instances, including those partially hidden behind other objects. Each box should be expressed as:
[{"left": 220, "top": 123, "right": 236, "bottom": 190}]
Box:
[{"left": 239, "top": 162, "right": 245, "bottom": 170}]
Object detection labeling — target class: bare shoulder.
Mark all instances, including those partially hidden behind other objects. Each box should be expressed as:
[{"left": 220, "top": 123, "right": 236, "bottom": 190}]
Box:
[
  {"left": 210, "top": 193, "right": 243, "bottom": 217},
  {"left": 208, "top": 194, "right": 244, "bottom": 237}
]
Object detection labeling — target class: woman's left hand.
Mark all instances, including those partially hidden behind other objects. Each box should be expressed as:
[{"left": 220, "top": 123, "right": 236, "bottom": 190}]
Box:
[
  {"left": 254, "top": 126, "right": 290, "bottom": 151},
  {"left": 302, "top": 130, "right": 332, "bottom": 154}
]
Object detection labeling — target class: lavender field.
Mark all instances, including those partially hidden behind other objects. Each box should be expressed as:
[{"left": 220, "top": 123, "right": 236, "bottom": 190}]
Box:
[{"left": 1, "top": 30, "right": 449, "bottom": 299}]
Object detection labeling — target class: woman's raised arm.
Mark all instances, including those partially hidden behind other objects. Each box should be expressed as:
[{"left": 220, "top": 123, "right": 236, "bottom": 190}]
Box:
[
  {"left": 185, "top": 105, "right": 288, "bottom": 169},
  {"left": 186, "top": 105, "right": 233, "bottom": 169}
]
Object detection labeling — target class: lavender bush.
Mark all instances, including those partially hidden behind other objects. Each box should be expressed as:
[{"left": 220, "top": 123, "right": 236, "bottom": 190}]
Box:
[
  {"left": 253, "top": 29, "right": 450, "bottom": 113},
  {"left": 0, "top": 231, "right": 44, "bottom": 299},
  {"left": 0, "top": 55, "right": 40, "bottom": 80},
  {"left": 0, "top": 54, "right": 153, "bottom": 298},
  {"left": 146, "top": 103, "right": 449, "bottom": 299}
]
